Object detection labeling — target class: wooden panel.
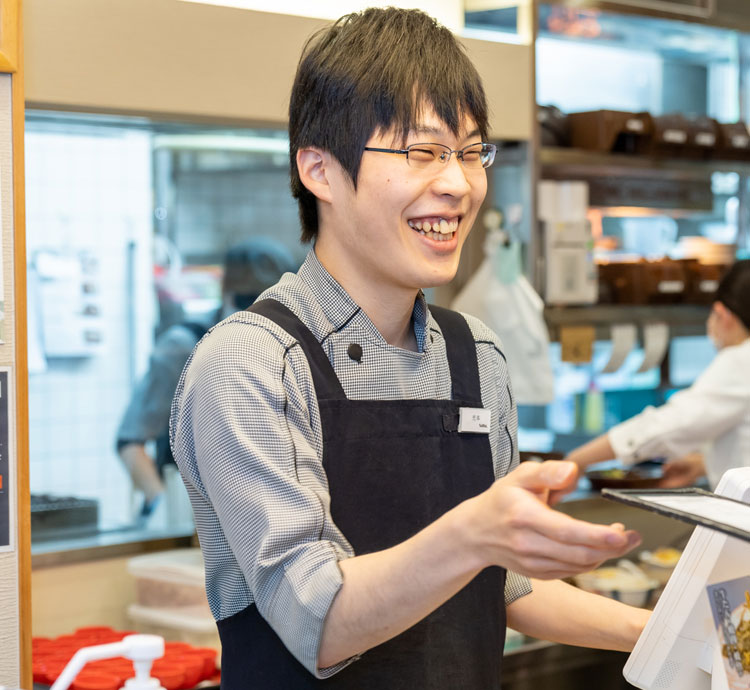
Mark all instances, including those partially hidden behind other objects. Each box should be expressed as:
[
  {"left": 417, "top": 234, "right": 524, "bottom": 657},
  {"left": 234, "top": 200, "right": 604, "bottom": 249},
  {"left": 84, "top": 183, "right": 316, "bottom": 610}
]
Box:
[
  {"left": 32, "top": 557, "right": 137, "bottom": 637},
  {"left": 13, "top": 54, "right": 30, "bottom": 690},
  {"left": 24, "top": 0, "right": 532, "bottom": 139},
  {"left": 0, "top": 0, "right": 19, "bottom": 72}
]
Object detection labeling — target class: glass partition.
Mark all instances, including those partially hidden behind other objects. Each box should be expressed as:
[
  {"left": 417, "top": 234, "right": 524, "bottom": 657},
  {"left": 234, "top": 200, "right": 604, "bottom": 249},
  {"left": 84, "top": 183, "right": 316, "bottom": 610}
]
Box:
[{"left": 26, "top": 112, "right": 305, "bottom": 550}]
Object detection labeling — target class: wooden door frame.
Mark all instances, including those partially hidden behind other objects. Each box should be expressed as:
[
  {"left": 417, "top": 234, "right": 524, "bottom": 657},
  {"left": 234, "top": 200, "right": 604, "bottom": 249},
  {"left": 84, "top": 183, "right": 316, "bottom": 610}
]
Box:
[{"left": 1, "top": 0, "right": 29, "bottom": 687}]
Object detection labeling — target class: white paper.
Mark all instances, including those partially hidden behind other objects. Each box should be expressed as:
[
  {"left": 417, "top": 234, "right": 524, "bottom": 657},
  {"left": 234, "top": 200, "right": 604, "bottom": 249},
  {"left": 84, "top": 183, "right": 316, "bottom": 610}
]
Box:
[
  {"left": 637, "top": 322, "right": 669, "bottom": 373},
  {"left": 634, "top": 493, "right": 750, "bottom": 534},
  {"left": 601, "top": 323, "right": 637, "bottom": 374}
]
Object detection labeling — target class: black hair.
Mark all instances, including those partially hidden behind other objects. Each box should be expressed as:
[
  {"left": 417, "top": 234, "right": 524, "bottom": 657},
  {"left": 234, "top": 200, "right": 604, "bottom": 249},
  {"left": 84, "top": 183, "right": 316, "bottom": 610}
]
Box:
[
  {"left": 716, "top": 259, "right": 750, "bottom": 331},
  {"left": 288, "top": 7, "right": 489, "bottom": 243},
  {"left": 221, "top": 237, "right": 297, "bottom": 299}
]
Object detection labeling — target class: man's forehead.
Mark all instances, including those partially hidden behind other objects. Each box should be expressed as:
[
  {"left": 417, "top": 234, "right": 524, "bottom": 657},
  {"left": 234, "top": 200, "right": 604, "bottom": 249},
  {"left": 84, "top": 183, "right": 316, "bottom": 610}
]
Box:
[{"left": 379, "top": 113, "right": 480, "bottom": 144}]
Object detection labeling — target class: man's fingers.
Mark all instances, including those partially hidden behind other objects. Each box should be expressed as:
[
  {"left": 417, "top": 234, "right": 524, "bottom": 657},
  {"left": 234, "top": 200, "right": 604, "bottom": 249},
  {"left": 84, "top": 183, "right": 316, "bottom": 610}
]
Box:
[
  {"left": 507, "top": 529, "right": 643, "bottom": 579},
  {"left": 507, "top": 460, "right": 579, "bottom": 494},
  {"left": 521, "top": 502, "right": 638, "bottom": 550}
]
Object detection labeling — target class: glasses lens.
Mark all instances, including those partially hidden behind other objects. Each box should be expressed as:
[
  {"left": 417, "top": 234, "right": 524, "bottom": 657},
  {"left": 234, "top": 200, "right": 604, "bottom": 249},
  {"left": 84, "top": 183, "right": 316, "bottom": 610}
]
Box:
[
  {"left": 461, "top": 143, "right": 496, "bottom": 169},
  {"left": 405, "top": 144, "right": 445, "bottom": 168}
]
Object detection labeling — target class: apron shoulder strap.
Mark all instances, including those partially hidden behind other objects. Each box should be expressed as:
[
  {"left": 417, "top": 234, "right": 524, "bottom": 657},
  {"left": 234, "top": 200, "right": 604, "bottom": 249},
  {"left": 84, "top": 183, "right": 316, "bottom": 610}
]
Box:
[
  {"left": 246, "top": 299, "right": 346, "bottom": 401},
  {"left": 428, "top": 305, "right": 483, "bottom": 404}
]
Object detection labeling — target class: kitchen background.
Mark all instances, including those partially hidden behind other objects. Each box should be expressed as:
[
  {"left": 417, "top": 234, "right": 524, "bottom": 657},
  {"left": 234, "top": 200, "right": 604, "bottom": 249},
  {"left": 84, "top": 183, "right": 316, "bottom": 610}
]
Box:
[{"left": 25, "top": 2, "right": 750, "bottom": 547}]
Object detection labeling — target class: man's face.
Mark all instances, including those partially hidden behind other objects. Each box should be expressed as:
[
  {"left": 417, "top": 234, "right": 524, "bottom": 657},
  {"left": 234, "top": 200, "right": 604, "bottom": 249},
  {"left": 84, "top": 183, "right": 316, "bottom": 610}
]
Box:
[{"left": 317, "top": 108, "right": 488, "bottom": 299}]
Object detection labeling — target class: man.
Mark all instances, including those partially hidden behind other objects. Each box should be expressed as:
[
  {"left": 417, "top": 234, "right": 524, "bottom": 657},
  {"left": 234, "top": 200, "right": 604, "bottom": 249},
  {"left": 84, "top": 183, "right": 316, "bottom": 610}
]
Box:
[
  {"left": 117, "top": 238, "right": 295, "bottom": 519},
  {"left": 171, "top": 8, "right": 649, "bottom": 688}
]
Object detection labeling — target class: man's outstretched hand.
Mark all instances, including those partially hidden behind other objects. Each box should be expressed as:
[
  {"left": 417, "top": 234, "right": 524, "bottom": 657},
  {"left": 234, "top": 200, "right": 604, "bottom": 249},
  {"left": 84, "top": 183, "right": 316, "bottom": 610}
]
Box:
[{"left": 458, "top": 460, "right": 642, "bottom": 580}]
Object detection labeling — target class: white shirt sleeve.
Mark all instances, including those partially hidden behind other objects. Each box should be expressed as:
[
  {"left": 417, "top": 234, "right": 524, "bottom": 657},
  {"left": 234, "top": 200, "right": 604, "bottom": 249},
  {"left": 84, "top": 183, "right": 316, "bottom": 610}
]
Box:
[{"left": 609, "top": 344, "right": 750, "bottom": 463}]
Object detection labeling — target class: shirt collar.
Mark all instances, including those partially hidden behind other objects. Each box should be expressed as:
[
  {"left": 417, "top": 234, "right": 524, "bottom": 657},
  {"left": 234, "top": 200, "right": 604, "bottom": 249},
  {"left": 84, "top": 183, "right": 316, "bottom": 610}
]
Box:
[{"left": 298, "top": 249, "right": 430, "bottom": 353}]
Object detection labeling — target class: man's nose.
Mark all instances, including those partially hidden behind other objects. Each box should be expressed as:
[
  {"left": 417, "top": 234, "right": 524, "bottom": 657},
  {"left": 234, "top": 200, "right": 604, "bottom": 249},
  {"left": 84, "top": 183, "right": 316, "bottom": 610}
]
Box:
[{"left": 432, "top": 154, "right": 473, "bottom": 196}]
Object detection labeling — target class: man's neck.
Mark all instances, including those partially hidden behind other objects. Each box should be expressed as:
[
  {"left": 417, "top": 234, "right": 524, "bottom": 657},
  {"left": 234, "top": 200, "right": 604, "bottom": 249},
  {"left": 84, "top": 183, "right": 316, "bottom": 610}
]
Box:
[{"left": 313, "top": 246, "right": 420, "bottom": 351}]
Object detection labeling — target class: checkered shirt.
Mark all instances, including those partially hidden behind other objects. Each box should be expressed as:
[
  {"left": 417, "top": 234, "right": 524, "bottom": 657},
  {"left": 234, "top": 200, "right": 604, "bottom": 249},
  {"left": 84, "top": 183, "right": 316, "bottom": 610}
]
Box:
[{"left": 170, "top": 249, "right": 532, "bottom": 678}]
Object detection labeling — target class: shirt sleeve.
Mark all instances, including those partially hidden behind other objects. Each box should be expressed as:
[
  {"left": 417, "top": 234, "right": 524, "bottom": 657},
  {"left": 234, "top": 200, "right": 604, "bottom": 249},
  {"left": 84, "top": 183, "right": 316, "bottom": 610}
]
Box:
[
  {"left": 609, "top": 346, "right": 750, "bottom": 463},
  {"left": 178, "top": 318, "right": 355, "bottom": 678}
]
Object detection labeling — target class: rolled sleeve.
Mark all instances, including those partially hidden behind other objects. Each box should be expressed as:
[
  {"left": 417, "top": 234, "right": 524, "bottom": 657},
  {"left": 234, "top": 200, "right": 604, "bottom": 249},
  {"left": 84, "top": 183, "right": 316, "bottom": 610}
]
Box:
[
  {"left": 504, "top": 570, "right": 533, "bottom": 606},
  {"left": 175, "top": 318, "right": 356, "bottom": 676}
]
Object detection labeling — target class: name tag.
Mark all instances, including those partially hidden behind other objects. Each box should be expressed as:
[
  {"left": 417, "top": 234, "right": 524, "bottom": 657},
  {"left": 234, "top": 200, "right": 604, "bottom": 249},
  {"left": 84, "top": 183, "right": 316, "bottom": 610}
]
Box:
[{"left": 458, "top": 407, "right": 491, "bottom": 434}]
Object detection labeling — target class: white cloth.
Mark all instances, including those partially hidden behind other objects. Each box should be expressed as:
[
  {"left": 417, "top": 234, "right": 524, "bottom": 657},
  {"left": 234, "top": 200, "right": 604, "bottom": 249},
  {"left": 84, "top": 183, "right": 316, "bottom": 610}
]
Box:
[{"left": 608, "top": 339, "right": 750, "bottom": 489}]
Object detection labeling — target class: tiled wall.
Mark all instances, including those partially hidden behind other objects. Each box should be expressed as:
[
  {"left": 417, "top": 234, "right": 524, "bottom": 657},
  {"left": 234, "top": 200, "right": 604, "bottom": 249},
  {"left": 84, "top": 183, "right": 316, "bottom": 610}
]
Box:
[
  {"left": 25, "top": 125, "right": 155, "bottom": 527},
  {"left": 172, "top": 164, "right": 308, "bottom": 266},
  {"left": 25, "top": 123, "right": 309, "bottom": 532}
]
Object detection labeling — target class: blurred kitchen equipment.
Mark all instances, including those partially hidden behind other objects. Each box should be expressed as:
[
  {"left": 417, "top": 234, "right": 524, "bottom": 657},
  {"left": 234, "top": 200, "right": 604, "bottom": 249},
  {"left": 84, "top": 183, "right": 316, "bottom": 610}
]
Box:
[
  {"left": 716, "top": 121, "right": 750, "bottom": 160},
  {"left": 127, "top": 549, "right": 219, "bottom": 651},
  {"left": 567, "top": 110, "right": 653, "bottom": 155},
  {"left": 538, "top": 179, "right": 598, "bottom": 305},
  {"left": 31, "top": 493, "right": 99, "bottom": 541},
  {"left": 50, "top": 634, "right": 165, "bottom": 690}
]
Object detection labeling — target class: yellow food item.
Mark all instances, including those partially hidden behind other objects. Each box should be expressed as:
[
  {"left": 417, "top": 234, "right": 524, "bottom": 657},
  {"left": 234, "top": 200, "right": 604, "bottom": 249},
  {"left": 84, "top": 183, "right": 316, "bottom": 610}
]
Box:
[
  {"left": 599, "top": 469, "right": 627, "bottom": 479},
  {"left": 651, "top": 547, "right": 682, "bottom": 565}
]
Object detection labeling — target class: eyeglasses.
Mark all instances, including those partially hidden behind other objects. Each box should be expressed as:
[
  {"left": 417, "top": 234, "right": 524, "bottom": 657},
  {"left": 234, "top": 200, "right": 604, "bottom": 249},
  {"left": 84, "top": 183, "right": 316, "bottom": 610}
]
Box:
[{"left": 363, "top": 142, "right": 497, "bottom": 170}]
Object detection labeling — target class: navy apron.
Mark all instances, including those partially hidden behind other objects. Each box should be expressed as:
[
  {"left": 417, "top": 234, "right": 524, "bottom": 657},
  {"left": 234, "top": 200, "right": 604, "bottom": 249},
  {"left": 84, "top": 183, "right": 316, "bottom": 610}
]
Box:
[{"left": 217, "top": 299, "right": 506, "bottom": 689}]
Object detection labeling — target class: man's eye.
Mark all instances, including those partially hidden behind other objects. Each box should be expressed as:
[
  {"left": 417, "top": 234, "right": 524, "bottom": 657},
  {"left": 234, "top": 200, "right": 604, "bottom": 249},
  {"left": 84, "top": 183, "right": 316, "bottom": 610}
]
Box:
[
  {"left": 461, "top": 146, "right": 482, "bottom": 162},
  {"left": 408, "top": 147, "right": 437, "bottom": 161}
]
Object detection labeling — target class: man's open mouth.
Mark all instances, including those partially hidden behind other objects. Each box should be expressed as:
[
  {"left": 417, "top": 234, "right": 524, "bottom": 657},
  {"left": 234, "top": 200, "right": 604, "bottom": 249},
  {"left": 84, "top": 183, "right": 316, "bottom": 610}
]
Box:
[{"left": 407, "top": 217, "right": 459, "bottom": 242}]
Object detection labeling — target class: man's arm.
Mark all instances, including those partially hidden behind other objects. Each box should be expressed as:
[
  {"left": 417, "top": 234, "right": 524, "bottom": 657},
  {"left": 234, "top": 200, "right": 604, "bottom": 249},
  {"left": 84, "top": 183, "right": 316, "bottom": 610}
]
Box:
[
  {"left": 506, "top": 578, "right": 650, "bottom": 652},
  {"left": 318, "top": 460, "right": 641, "bottom": 668},
  {"left": 117, "top": 442, "right": 164, "bottom": 502}
]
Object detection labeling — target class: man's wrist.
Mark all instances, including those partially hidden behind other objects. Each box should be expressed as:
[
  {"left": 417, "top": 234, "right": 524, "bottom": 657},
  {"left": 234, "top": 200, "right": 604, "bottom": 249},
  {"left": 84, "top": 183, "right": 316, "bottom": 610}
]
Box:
[{"left": 442, "top": 497, "right": 491, "bottom": 574}]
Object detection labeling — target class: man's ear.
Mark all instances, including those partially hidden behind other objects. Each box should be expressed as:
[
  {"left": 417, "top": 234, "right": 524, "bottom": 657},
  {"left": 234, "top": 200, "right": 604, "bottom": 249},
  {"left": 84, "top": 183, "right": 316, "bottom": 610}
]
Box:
[{"left": 296, "top": 147, "right": 334, "bottom": 204}]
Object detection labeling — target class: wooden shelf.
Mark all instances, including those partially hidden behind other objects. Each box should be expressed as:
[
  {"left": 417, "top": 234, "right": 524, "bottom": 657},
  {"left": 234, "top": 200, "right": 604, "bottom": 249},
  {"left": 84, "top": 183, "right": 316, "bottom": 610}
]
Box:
[
  {"left": 540, "top": 146, "right": 750, "bottom": 181},
  {"left": 544, "top": 303, "right": 710, "bottom": 341}
]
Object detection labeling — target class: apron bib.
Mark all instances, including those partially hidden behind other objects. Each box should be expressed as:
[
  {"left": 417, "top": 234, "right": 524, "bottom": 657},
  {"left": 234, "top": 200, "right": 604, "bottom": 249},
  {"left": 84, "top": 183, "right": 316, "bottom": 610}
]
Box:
[{"left": 217, "top": 300, "right": 506, "bottom": 689}]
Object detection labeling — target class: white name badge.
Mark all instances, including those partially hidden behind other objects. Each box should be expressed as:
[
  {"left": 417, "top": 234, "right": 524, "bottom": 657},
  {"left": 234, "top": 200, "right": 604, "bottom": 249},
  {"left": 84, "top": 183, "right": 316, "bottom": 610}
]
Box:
[{"left": 458, "top": 407, "right": 491, "bottom": 434}]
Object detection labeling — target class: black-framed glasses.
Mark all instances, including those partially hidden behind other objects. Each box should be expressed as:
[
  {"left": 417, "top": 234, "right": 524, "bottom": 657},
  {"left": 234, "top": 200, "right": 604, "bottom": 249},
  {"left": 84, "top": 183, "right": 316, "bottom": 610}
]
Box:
[{"left": 363, "top": 142, "right": 497, "bottom": 170}]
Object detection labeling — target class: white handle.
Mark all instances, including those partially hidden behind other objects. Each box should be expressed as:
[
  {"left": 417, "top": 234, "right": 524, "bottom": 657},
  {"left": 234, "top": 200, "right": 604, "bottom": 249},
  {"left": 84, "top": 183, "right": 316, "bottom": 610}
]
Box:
[{"left": 50, "top": 635, "right": 165, "bottom": 690}]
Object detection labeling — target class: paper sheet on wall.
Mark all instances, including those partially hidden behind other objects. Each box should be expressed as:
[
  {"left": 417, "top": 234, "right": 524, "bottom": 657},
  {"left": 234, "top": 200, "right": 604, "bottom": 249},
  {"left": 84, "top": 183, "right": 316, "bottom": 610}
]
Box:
[
  {"left": 601, "top": 323, "right": 637, "bottom": 374},
  {"left": 637, "top": 322, "right": 670, "bottom": 373},
  {"left": 0, "top": 159, "right": 3, "bottom": 344}
]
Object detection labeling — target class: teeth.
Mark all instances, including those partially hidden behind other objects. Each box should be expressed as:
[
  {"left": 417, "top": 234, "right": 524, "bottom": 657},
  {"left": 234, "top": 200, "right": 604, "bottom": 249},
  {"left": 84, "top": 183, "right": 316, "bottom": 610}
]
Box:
[{"left": 409, "top": 218, "right": 459, "bottom": 240}]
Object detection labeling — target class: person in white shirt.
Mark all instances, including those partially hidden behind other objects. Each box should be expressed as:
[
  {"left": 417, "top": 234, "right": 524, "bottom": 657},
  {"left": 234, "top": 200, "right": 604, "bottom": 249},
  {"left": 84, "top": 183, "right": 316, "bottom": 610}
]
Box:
[{"left": 567, "top": 259, "right": 750, "bottom": 490}]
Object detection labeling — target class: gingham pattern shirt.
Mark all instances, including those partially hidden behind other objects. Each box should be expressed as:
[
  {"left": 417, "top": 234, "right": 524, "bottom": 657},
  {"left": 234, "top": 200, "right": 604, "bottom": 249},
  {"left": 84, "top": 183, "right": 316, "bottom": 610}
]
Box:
[{"left": 170, "top": 249, "right": 532, "bottom": 678}]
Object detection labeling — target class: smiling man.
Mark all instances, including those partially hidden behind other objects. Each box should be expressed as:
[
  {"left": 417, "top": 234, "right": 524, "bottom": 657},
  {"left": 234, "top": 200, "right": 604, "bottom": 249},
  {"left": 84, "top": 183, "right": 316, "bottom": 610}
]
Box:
[{"left": 170, "top": 8, "right": 649, "bottom": 689}]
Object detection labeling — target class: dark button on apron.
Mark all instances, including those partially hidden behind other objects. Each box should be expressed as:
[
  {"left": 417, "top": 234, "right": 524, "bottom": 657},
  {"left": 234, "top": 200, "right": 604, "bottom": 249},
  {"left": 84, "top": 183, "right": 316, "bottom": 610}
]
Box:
[{"left": 217, "top": 299, "right": 506, "bottom": 689}]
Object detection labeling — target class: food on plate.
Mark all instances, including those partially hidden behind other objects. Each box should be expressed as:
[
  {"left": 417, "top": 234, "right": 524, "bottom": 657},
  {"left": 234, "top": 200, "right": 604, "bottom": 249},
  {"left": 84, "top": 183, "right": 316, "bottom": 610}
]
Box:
[
  {"left": 573, "top": 560, "right": 659, "bottom": 607},
  {"left": 585, "top": 465, "right": 663, "bottom": 490},
  {"left": 640, "top": 547, "right": 682, "bottom": 567},
  {"left": 638, "top": 547, "right": 682, "bottom": 585}
]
